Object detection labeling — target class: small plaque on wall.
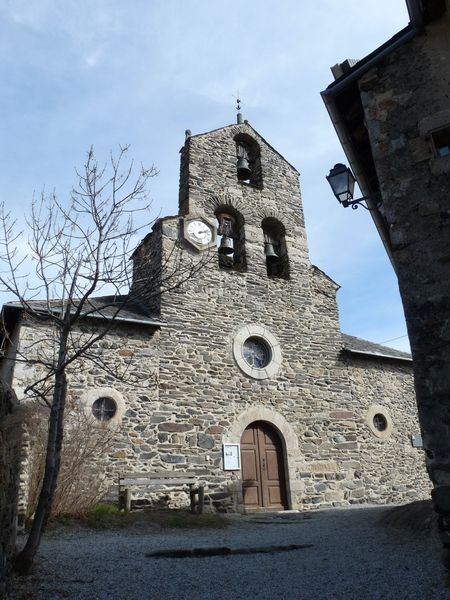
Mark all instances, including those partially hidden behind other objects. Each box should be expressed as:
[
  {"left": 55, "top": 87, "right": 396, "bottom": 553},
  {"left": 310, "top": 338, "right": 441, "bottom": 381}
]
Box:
[
  {"left": 411, "top": 433, "right": 423, "bottom": 448},
  {"left": 223, "top": 443, "right": 241, "bottom": 470}
]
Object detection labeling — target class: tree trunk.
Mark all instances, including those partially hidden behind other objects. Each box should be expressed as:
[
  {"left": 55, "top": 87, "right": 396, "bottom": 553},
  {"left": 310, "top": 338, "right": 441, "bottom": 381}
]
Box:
[{"left": 14, "top": 372, "right": 67, "bottom": 575}]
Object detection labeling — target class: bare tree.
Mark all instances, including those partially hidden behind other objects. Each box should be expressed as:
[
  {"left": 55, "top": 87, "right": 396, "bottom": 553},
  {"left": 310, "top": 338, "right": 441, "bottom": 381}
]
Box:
[{"left": 0, "top": 146, "right": 205, "bottom": 574}]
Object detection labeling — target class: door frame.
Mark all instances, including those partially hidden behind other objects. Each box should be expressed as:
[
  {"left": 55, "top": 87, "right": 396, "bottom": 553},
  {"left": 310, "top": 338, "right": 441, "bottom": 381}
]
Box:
[
  {"left": 224, "top": 406, "right": 300, "bottom": 511},
  {"left": 240, "top": 420, "right": 288, "bottom": 511}
]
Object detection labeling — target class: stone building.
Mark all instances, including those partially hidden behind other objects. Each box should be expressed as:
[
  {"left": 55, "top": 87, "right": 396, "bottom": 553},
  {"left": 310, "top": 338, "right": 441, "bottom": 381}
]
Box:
[
  {"left": 321, "top": 0, "right": 450, "bottom": 558},
  {"left": 1, "top": 115, "right": 430, "bottom": 514}
]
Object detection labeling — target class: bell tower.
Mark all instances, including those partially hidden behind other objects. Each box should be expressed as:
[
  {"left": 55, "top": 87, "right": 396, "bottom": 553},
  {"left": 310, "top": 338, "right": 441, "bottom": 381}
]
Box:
[
  {"left": 176, "top": 113, "right": 310, "bottom": 281},
  {"left": 129, "top": 113, "right": 345, "bottom": 513},
  {"left": 131, "top": 112, "right": 342, "bottom": 338}
]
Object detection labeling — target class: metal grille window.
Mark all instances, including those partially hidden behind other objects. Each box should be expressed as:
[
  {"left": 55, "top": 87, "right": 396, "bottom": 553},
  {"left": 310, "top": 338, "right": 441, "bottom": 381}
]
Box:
[
  {"left": 373, "top": 413, "right": 388, "bottom": 432},
  {"left": 92, "top": 397, "right": 117, "bottom": 421}
]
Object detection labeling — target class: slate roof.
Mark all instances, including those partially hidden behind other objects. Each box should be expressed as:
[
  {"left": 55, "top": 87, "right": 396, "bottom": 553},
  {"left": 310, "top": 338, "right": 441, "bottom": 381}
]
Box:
[
  {"left": 342, "top": 333, "right": 412, "bottom": 362},
  {"left": 3, "top": 297, "right": 411, "bottom": 361},
  {"left": 3, "top": 295, "right": 164, "bottom": 327}
]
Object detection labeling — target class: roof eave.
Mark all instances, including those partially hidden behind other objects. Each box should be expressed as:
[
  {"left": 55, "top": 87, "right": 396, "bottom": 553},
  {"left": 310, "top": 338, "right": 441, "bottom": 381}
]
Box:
[
  {"left": 320, "top": 25, "right": 420, "bottom": 270},
  {"left": 343, "top": 347, "right": 412, "bottom": 363},
  {"left": 321, "top": 89, "right": 395, "bottom": 267},
  {"left": 2, "top": 302, "right": 165, "bottom": 329},
  {"left": 321, "top": 26, "right": 416, "bottom": 98}
]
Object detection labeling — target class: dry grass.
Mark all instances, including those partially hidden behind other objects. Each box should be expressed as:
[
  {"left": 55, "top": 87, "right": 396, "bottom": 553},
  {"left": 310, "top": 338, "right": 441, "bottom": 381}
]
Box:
[
  {"left": 73, "top": 504, "right": 229, "bottom": 530},
  {"left": 26, "top": 400, "right": 115, "bottom": 520}
]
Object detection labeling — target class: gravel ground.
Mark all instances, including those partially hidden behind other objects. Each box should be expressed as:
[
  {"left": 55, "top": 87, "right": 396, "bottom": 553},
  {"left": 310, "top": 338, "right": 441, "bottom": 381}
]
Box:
[{"left": 7, "top": 505, "right": 450, "bottom": 600}]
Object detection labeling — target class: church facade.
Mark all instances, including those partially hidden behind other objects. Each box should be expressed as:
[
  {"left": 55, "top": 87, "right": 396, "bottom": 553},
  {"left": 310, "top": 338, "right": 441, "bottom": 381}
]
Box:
[{"left": 2, "top": 117, "right": 430, "bottom": 513}]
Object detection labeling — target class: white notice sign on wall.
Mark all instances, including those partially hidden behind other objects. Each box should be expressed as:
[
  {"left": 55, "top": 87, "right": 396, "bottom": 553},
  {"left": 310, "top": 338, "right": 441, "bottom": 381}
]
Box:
[{"left": 223, "top": 443, "right": 241, "bottom": 470}]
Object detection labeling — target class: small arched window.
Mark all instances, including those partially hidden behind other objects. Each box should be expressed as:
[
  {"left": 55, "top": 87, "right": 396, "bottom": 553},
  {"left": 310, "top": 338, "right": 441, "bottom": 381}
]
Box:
[
  {"left": 262, "top": 218, "right": 289, "bottom": 280},
  {"left": 216, "top": 207, "right": 247, "bottom": 272},
  {"left": 234, "top": 134, "right": 262, "bottom": 188}
]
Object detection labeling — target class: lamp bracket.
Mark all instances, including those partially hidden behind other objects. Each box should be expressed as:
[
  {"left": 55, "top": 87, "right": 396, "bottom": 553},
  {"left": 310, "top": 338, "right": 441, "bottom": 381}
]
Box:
[{"left": 343, "top": 193, "right": 382, "bottom": 211}]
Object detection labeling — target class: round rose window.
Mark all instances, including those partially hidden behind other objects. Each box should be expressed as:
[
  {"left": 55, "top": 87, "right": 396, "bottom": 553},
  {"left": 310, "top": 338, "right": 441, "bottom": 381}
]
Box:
[
  {"left": 243, "top": 337, "right": 271, "bottom": 369},
  {"left": 233, "top": 325, "right": 282, "bottom": 380},
  {"left": 92, "top": 397, "right": 117, "bottom": 421}
]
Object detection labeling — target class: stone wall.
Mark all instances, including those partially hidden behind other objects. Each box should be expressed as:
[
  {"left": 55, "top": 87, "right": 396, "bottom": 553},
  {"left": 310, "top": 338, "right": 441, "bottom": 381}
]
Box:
[
  {"left": 127, "top": 121, "right": 429, "bottom": 511},
  {"left": 0, "top": 381, "right": 21, "bottom": 596},
  {"left": 5, "top": 119, "right": 431, "bottom": 516},
  {"left": 345, "top": 354, "right": 431, "bottom": 503},
  {"left": 9, "top": 288, "right": 430, "bottom": 514},
  {"left": 358, "top": 12, "right": 450, "bottom": 482},
  {"left": 10, "top": 317, "right": 162, "bottom": 512}
]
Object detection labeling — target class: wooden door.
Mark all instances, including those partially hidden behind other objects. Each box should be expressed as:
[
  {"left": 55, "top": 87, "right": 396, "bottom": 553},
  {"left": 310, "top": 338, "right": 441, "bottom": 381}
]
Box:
[{"left": 240, "top": 421, "right": 287, "bottom": 510}]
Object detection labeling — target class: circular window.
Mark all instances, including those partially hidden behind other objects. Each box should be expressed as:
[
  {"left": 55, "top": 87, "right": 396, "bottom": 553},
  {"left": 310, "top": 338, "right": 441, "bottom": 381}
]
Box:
[
  {"left": 243, "top": 337, "right": 271, "bottom": 369},
  {"left": 82, "top": 387, "right": 125, "bottom": 426},
  {"left": 233, "top": 324, "right": 282, "bottom": 380},
  {"left": 92, "top": 397, "right": 117, "bottom": 421},
  {"left": 366, "top": 405, "right": 393, "bottom": 439},
  {"left": 373, "top": 413, "right": 388, "bottom": 432}
]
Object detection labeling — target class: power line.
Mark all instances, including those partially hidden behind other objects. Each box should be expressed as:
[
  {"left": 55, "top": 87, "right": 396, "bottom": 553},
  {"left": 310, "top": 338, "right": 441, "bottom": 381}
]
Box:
[{"left": 378, "top": 334, "right": 408, "bottom": 345}]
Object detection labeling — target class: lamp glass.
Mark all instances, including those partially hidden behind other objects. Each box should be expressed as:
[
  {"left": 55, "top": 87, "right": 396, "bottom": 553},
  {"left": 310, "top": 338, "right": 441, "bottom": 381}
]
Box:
[{"left": 326, "top": 163, "right": 356, "bottom": 204}]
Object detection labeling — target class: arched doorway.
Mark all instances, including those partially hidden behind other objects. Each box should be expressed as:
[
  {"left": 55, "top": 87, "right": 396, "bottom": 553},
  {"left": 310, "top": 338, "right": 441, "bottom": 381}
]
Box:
[{"left": 240, "top": 421, "right": 287, "bottom": 510}]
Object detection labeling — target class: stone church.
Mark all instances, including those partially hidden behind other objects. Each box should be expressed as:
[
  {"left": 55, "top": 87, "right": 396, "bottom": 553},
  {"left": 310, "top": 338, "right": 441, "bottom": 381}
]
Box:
[{"left": 2, "top": 115, "right": 430, "bottom": 513}]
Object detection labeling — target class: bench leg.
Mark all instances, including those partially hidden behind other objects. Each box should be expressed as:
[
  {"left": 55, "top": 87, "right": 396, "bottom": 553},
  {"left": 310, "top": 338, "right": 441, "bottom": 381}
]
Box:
[
  {"left": 189, "top": 484, "right": 196, "bottom": 513},
  {"left": 189, "top": 484, "right": 205, "bottom": 514},
  {"left": 125, "top": 488, "right": 131, "bottom": 512},
  {"left": 198, "top": 486, "right": 204, "bottom": 515}
]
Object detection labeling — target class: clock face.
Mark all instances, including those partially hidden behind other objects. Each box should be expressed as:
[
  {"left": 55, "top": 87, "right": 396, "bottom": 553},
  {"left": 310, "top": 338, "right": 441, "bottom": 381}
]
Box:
[{"left": 187, "top": 220, "right": 212, "bottom": 245}]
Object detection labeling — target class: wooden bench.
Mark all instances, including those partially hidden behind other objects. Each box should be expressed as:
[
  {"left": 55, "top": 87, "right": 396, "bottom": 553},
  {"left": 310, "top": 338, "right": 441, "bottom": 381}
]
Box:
[{"left": 118, "top": 472, "right": 205, "bottom": 514}]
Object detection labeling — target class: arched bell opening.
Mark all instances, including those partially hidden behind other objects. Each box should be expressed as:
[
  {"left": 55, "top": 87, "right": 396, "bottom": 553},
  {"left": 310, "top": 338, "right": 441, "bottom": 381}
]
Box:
[
  {"left": 240, "top": 420, "right": 288, "bottom": 511},
  {"left": 215, "top": 206, "right": 247, "bottom": 271},
  {"left": 234, "top": 133, "right": 262, "bottom": 188},
  {"left": 261, "top": 217, "right": 290, "bottom": 280}
]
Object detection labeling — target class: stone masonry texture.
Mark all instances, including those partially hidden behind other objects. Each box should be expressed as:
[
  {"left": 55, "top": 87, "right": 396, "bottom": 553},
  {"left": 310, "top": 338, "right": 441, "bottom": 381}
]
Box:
[
  {"left": 4, "top": 120, "right": 431, "bottom": 515},
  {"left": 357, "top": 12, "right": 450, "bottom": 470},
  {"left": 0, "top": 381, "right": 22, "bottom": 596}
]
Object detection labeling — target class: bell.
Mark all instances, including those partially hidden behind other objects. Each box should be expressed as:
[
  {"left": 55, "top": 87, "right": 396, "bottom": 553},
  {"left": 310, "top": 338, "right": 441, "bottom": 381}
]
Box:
[
  {"left": 218, "top": 236, "right": 234, "bottom": 254},
  {"left": 217, "top": 212, "right": 234, "bottom": 237},
  {"left": 236, "top": 157, "right": 252, "bottom": 181},
  {"left": 264, "top": 242, "right": 278, "bottom": 259}
]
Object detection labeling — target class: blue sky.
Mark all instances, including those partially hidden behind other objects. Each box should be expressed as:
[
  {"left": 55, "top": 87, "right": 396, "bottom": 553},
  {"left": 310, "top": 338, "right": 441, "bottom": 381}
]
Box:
[{"left": 0, "top": 0, "right": 410, "bottom": 350}]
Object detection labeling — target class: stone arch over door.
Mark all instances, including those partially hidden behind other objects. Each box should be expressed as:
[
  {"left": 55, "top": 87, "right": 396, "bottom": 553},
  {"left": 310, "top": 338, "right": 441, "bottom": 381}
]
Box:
[{"left": 224, "top": 406, "right": 299, "bottom": 510}]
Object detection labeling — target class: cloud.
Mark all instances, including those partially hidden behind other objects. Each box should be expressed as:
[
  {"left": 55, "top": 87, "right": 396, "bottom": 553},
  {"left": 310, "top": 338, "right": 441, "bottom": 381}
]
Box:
[
  {"left": 1, "top": 0, "right": 126, "bottom": 71},
  {"left": 0, "top": 0, "right": 412, "bottom": 350},
  {"left": 4, "top": 0, "right": 53, "bottom": 29}
]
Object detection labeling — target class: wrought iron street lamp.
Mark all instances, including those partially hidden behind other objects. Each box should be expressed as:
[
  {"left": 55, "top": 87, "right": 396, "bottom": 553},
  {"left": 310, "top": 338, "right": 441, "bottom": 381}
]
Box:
[{"left": 326, "top": 163, "right": 381, "bottom": 210}]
